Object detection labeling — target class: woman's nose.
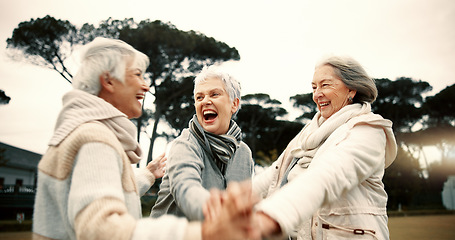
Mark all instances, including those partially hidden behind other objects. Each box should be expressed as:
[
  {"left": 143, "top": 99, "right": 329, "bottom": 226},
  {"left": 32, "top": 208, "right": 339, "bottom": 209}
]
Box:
[
  {"left": 142, "top": 82, "right": 150, "bottom": 92},
  {"left": 313, "top": 88, "right": 323, "bottom": 98},
  {"left": 202, "top": 96, "right": 212, "bottom": 105}
]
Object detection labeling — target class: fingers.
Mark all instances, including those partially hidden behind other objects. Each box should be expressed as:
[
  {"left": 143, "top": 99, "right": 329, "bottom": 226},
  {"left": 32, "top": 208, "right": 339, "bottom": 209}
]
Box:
[
  {"left": 224, "top": 181, "right": 256, "bottom": 217},
  {"left": 146, "top": 152, "right": 167, "bottom": 179},
  {"left": 203, "top": 188, "right": 223, "bottom": 222},
  {"left": 201, "top": 181, "right": 261, "bottom": 240}
]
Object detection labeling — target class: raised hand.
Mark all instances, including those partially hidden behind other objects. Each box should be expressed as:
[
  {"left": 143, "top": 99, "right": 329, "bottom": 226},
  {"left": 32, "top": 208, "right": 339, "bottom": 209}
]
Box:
[{"left": 146, "top": 152, "right": 167, "bottom": 179}]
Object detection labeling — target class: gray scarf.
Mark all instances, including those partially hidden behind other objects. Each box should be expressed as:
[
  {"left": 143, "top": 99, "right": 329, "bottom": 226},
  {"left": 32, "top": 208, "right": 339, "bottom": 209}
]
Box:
[{"left": 188, "top": 114, "right": 242, "bottom": 174}]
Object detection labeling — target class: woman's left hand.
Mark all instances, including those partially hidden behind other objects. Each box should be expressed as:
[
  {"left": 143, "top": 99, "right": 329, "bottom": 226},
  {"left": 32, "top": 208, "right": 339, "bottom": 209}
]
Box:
[{"left": 146, "top": 152, "right": 167, "bottom": 179}]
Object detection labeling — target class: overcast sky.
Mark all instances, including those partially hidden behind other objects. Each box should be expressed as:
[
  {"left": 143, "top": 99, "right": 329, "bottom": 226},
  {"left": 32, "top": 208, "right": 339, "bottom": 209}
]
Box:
[{"left": 0, "top": 0, "right": 454, "bottom": 164}]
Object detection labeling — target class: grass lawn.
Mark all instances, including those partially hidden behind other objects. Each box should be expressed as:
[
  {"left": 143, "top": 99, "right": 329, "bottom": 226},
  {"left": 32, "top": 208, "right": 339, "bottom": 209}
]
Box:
[
  {"left": 389, "top": 214, "right": 455, "bottom": 240},
  {"left": 1, "top": 214, "right": 454, "bottom": 239}
]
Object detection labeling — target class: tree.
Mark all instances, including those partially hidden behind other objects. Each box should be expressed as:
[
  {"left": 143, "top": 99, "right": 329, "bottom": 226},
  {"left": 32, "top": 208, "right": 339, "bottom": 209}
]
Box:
[
  {"left": 423, "top": 84, "right": 455, "bottom": 126},
  {"left": 372, "top": 77, "right": 432, "bottom": 133},
  {"left": 236, "top": 93, "right": 302, "bottom": 165},
  {"left": 0, "top": 90, "right": 11, "bottom": 105},
  {"left": 290, "top": 93, "right": 317, "bottom": 122},
  {"left": 6, "top": 15, "right": 78, "bottom": 83}
]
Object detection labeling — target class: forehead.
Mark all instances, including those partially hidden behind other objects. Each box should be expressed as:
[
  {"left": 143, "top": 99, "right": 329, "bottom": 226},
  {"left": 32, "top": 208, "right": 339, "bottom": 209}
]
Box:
[
  {"left": 312, "top": 65, "right": 341, "bottom": 84},
  {"left": 194, "top": 77, "right": 226, "bottom": 93}
]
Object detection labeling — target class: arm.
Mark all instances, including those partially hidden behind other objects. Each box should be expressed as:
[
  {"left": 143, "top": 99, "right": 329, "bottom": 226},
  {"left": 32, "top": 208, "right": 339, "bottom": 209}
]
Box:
[
  {"left": 167, "top": 139, "right": 211, "bottom": 220},
  {"left": 256, "top": 124, "right": 387, "bottom": 237},
  {"left": 252, "top": 162, "right": 276, "bottom": 198}
]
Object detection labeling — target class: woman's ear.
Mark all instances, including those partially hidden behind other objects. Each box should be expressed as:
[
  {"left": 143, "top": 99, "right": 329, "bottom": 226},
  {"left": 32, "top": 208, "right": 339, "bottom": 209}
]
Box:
[
  {"left": 99, "top": 73, "right": 115, "bottom": 93},
  {"left": 349, "top": 89, "right": 357, "bottom": 99},
  {"left": 231, "top": 98, "right": 240, "bottom": 114}
]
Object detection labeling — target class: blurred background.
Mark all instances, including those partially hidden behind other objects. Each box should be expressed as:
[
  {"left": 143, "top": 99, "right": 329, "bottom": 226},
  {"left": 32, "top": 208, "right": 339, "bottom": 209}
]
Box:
[{"left": 0, "top": 0, "right": 454, "bottom": 237}]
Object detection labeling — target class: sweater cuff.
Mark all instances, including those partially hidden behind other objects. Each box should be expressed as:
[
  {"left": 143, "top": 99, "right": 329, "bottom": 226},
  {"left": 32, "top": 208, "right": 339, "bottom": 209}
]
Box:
[{"left": 134, "top": 168, "right": 156, "bottom": 196}]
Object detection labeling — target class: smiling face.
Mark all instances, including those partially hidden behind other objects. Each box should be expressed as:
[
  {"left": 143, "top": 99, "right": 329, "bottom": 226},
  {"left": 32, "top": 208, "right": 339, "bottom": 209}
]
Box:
[
  {"left": 312, "top": 65, "right": 356, "bottom": 119},
  {"left": 99, "top": 60, "right": 150, "bottom": 119},
  {"left": 194, "top": 77, "right": 239, "bottom": 135}
]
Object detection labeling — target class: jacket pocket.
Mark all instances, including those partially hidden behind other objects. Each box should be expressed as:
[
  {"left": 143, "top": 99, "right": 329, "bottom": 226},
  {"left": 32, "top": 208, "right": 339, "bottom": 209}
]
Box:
[
  {"left": 318, "top": 214, "right": 378, "bottom": 240},
  {"left": 321, "top": 226, "right": 377, "bottom": 240}
]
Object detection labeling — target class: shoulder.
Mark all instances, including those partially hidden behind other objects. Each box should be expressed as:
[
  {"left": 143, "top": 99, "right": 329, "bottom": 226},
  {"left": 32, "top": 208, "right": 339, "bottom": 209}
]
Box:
[
  {"left": 39, "top": 122, "right": 121, "bottom": 180},
  {"left": 169, "top": 129, "right": 205, "bottom": 161},
  {"left": 172, "top": 129, "right": 202, "bottom": 151},
  {"left": 234, "top": 141, "right": 254, "bottom": 165},
  {"left": 347, "top": 112, "right": 392, "bottom": 129},
  {"left": 68, "top": 122, "right": 116, "bottom": 142},
  {"left": 238, "top": 141, "right": 253, "bottom": 155}
]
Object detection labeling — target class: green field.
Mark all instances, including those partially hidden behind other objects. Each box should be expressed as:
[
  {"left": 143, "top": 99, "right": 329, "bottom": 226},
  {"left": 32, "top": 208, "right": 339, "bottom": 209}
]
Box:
[
  {"left": 388, "top": 214, "right": 455, "bottom": 240},
  {"left": 1, "top": 214, "right": 454, "bottom": 240}
]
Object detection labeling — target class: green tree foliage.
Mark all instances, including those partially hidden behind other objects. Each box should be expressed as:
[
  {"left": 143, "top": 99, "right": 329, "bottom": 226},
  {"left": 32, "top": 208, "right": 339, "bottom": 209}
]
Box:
[
  {"left": 290, "top": 93, "right": 317, "bottom": 122},
  {"left": 372, "top": 77, "right": 432, "bottom": 132},
  {"left": 0, "top": 90, "right": 11, "bottom": 105},
  {"left": 423, "top": 84, "right": 455, "bottom": 126},
  {"left": 6, "top": 15, "right": 77, "bottom": 83},
  {"left": 236, "top": 93, "right": 303, "bottom": 165}
]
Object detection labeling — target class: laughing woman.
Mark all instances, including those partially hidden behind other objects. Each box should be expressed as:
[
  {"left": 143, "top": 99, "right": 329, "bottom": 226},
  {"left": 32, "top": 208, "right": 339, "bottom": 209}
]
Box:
[
  {"left": 151, "top": 65, "right": 254, "bottom": 221},
  {"left": 252, "top": 55, "right": 398, "bottom": 240}
]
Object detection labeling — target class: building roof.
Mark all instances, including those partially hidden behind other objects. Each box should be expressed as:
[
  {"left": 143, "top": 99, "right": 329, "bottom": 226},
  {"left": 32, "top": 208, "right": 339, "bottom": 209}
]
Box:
[{"left": 0, "top": 142, "right": 42, "bottom": 171}]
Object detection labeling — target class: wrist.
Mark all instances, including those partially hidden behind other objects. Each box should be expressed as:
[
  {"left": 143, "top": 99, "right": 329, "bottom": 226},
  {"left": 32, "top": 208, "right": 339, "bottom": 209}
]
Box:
[{"left": 257, "top": 211, "right": 281, "bottom": 237}]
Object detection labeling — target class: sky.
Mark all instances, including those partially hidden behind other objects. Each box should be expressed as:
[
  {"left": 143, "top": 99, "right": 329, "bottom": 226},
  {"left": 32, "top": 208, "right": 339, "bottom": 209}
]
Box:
[{"left": 0, "top": 0, "right": 454, "bottom": 165}]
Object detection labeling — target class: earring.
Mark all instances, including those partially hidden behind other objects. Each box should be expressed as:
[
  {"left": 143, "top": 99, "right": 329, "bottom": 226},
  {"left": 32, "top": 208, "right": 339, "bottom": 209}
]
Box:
[{"left": 348, "top": 96, "right": 353, "bottom": 103}]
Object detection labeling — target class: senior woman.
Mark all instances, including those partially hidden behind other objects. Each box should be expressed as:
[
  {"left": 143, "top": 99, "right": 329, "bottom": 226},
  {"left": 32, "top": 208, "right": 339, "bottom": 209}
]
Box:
[
  {"left": 33, "top": 38, "right": 258, "bottom": 240},
  {"left": 151, "top": 65, "right": 255, "bottom": 221},
  {"left": 251, "top": 55, "right": 398, "bottom": 240}
]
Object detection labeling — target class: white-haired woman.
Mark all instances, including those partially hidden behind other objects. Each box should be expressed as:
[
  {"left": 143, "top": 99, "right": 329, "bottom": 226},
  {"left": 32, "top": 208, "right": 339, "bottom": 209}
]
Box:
[
  {"left": 250, "top": 55, "right": 398, "bottom": 240},
  {"left": 33, "top": 38, "right": 258, "bottom": 240},
  {"left": 151, "top": 65, "right": 255, "bottom": 221}
]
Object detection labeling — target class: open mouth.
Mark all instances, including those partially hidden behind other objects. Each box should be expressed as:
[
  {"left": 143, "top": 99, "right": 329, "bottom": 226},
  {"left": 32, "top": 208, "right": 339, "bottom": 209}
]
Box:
[
  {"left": 319, "top": 102, "right": 329, "bottom": 107},
  {"left": 203, "top": 110, "right": 218, "bottom": 121},
  {"left": 136, "top": 94, "right": 145, "bottom": 101}
]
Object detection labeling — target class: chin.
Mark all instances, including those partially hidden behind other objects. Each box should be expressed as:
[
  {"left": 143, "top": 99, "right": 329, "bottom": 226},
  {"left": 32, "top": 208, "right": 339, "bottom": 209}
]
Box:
[{"left": 129, "top": 112, "right": 142, "bottom": 119}]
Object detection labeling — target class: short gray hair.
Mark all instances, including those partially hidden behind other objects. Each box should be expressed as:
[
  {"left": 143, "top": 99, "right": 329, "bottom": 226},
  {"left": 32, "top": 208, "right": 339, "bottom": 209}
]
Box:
[
  {"left": 316, "top": 55, "right": 377, "bottom": 104},
  {"left": 193, "top": 65, "right": 242, "bottom": 116},
  {"left": 72, "top": 37, "right": 149, "bottom": 95}
]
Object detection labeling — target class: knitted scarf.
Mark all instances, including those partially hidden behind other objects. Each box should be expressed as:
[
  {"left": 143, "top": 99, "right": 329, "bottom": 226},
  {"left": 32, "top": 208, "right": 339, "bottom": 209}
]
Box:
[
  {"left": 279, "top": 103, "right": 371, "bottom": 186},
  {"left": 188, "top": 114, "right": 242, "bottom": 174},
  {"left": 48, "top": 89, "right": 142, "bottom": 164},
  {"left": 290, "top": 103, "right": 371, "bottom": 160}
]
